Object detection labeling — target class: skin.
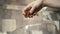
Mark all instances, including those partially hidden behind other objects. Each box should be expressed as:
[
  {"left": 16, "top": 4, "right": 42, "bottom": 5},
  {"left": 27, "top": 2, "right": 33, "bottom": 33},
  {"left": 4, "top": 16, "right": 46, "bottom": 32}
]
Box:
[
  {"left": 44, "top": 0, "right": 60, "bottom": 8},
  {"left": 22, "top": 0, "right": 60, "bottom": 18}
]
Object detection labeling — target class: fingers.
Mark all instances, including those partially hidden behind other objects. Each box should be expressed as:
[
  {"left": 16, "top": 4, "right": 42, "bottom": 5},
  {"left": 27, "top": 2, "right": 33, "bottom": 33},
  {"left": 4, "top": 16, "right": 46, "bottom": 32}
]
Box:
[
  {"left": 22, "top": 5, "right": 32, "bottom": 18},
  {"left": 22, "top": 1, "right": 35, "bottom": 15},
  {"left": 22, "top": 1, "right": 41, "bottom": 18},
  {"left": 29, "top": 6, "right": 35, "bottom": 14},
  {"left": 22, "top": 6, "right": 39, "bottom": 18},
  {"left": 28, "top": 6, "right": 36, "bottom": 18},
  {"left": 28, "top": 6, "right": 39, "bottom": 18},
  {"left": 23, "top": 3, "right": 33, "bottom": 12},
  {"left": 23, "top": 7, "right": 32, "bottom": 18}
]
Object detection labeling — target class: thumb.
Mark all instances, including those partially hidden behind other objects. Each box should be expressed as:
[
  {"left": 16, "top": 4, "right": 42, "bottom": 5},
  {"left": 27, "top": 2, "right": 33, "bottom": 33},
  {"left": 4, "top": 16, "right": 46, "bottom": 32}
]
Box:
[{"left": 29, "top": 6, "right": 36, "bottom": 15}]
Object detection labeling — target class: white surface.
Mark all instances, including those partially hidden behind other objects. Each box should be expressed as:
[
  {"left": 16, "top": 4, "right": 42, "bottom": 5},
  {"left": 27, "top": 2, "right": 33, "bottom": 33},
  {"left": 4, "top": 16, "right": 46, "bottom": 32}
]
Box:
[
  {"left": 6, "top": 4, "right": 25, "bottom": 10},
  {"left": 32, "top": 30, "right": 43, "bottom": 34},
  {"left": 54, "top": 21, "right": 59, "bottom": 30},
  {"left": 2, "top": 19, "right": 16, "bottom": 32},
  {"left": 0, "top": 32, "right": 7, "bottom": 34}
]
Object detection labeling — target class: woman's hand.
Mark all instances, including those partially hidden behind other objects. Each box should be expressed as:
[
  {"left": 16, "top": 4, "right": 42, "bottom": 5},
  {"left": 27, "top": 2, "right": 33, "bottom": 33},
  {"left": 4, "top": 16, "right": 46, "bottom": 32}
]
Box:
[{"left": 22, "top": 0, "right": 44, "bottom": 18}]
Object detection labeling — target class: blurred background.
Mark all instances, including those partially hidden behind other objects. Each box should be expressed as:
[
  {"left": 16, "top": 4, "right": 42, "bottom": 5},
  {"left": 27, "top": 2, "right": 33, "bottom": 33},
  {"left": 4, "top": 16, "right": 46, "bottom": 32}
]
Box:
[
  {"left": 0, "top": 0, "right": 37, "bottom": 34},
  {"left": 0, "top": 0, "right": 60, "bottom": 34}
]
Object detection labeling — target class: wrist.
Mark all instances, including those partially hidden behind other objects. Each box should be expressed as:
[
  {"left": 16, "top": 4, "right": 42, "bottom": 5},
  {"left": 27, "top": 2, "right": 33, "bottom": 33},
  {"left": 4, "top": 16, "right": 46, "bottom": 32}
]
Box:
[
  {"left": 37, "top": 0, "right": 46, "bottom": 5},
  {"left": 42, "top": 0, "right": 49, "bottom": 7}
]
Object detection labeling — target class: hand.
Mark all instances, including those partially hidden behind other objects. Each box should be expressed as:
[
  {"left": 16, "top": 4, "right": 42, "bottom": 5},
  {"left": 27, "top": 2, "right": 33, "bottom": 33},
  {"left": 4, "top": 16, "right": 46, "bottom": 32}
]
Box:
[{"left": 22, "top": 0, "right": 44, "bottom": 18}]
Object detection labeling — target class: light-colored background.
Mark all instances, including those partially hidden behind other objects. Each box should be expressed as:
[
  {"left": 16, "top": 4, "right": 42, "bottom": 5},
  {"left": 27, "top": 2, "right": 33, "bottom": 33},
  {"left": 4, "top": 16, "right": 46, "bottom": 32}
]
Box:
[{"left": 0, "top": 0, "right": 60, "bottom": 34}]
